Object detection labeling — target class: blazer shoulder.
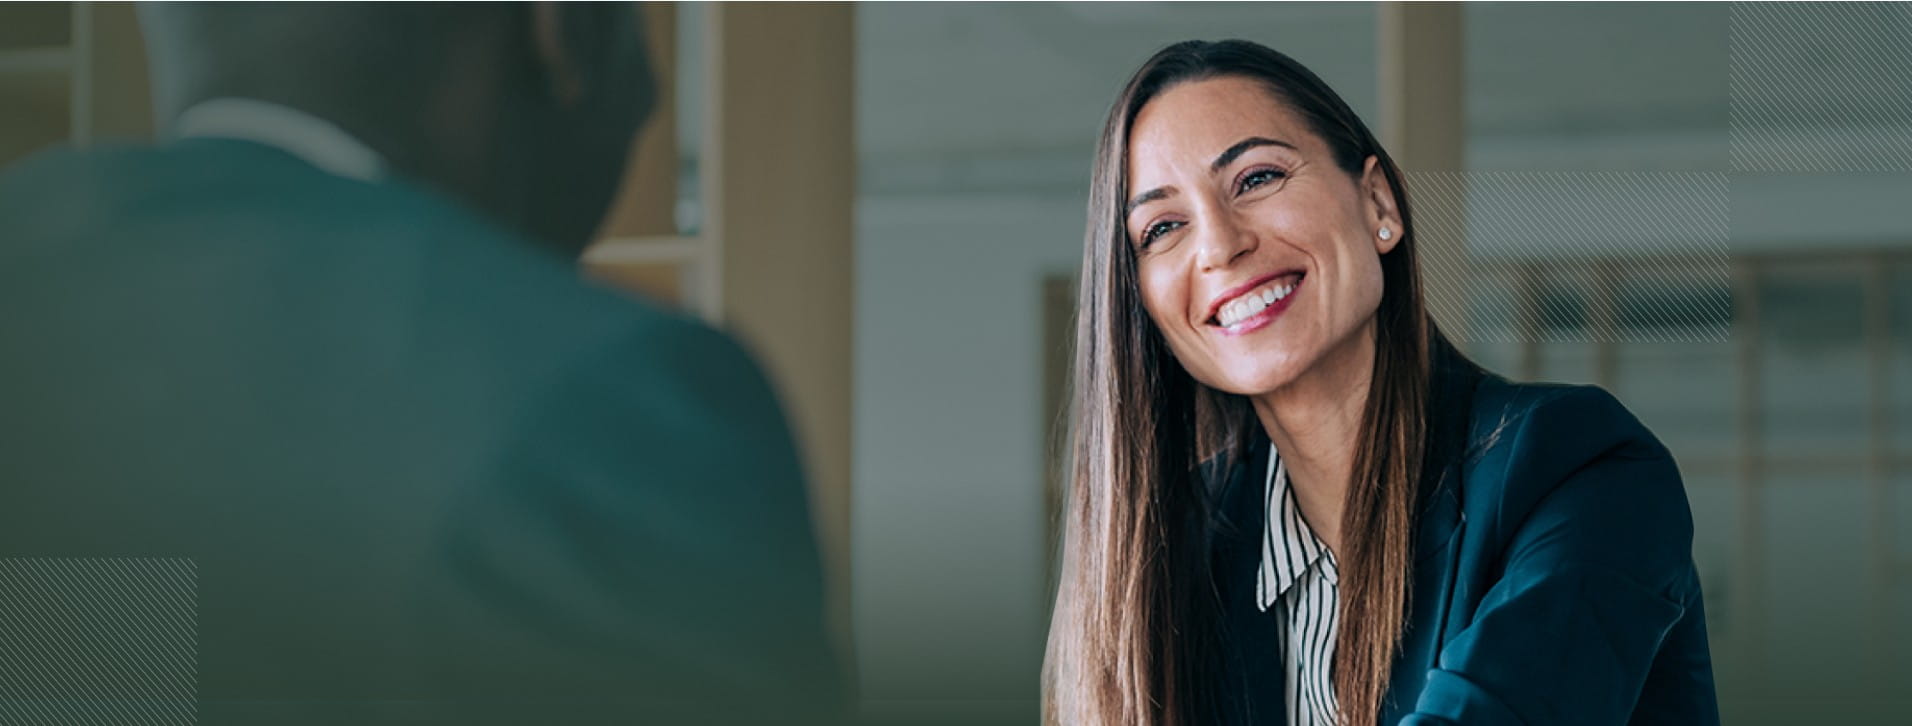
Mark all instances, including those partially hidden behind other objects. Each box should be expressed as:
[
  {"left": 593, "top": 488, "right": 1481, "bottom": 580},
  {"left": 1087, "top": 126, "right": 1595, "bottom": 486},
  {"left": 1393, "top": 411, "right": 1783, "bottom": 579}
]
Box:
[{"left": 1460, "top": 376, "right": 1686, "bottom": 543}]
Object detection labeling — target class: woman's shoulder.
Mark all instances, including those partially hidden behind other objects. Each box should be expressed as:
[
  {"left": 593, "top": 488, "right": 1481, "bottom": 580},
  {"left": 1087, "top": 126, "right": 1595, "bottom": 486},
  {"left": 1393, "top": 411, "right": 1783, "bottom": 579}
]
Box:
[
  {"left": 1456, "top": 373, "right": 1691, "bottom": 545},
  {"left": 1465, "top": 374, "right": 1658, "bottom": 458}
]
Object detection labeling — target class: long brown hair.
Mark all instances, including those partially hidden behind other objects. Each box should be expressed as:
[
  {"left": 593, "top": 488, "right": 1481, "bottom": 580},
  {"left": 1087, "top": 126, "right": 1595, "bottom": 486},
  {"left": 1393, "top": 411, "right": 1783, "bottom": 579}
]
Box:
[{"left": 1045, "top": 40, "right": 1440, "bottom": 726}]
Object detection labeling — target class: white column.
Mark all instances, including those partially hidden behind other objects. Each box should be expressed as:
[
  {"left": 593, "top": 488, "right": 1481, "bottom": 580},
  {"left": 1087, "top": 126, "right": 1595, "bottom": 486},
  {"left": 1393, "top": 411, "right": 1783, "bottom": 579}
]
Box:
[{"left": 1379, "top": 2, "right": 1469, "bottom": 341}]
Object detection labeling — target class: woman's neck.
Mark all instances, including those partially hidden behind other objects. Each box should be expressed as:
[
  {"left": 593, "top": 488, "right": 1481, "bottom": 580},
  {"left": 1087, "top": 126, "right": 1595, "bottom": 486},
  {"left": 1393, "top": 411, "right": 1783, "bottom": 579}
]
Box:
[{"left": 1249, "top": 322, "right": 1376, "bottom": 554}]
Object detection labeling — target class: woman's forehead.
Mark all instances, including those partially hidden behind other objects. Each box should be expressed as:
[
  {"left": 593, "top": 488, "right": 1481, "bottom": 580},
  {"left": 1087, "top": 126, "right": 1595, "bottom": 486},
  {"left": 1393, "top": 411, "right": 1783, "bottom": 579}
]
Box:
[{"left": 1126, "top": 77, "right": 1316, "bottom": 177}]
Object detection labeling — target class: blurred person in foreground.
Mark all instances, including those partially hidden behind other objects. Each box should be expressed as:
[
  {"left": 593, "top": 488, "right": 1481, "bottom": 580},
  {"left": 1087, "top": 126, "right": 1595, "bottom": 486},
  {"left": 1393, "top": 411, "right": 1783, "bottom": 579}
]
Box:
[{"left": 0, "top": 3, "right": 843, "bottom": 723}]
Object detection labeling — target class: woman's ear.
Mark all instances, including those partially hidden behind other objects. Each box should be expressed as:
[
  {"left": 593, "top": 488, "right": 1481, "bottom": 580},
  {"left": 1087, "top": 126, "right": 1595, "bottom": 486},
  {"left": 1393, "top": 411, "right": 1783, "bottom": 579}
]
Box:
[{"left": 1360, "top": 155, "right": 1403, "bottom": 255}]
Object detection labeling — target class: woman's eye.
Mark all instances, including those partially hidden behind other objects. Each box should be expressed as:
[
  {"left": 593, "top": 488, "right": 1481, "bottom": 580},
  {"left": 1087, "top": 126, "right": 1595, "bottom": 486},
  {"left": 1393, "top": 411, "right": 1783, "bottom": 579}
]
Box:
[
  {"left": 1141, "top": 220, "right": 1184, "bottom": 247},
  {"left": 1237, "top": 168, "right": 1287, "bottom": 194}
]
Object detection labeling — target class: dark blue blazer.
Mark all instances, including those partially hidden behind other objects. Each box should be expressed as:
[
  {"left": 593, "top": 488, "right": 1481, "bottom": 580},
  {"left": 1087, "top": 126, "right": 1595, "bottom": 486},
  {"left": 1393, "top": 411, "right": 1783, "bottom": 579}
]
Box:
[{"left": 1207, "top": 349, "right": 1720, "bottom": 725}]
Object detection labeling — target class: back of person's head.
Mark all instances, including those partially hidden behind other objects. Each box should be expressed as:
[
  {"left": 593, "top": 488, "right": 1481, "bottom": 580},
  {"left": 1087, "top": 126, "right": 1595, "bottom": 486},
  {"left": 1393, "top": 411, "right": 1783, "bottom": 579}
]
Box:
[{"left": 138, "top": 2, "right": 655, "bottom": 253}]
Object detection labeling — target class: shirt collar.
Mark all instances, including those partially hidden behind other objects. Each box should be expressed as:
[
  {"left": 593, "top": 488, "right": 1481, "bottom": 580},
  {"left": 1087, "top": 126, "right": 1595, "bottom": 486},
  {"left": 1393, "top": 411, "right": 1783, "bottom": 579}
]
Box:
[
  {"left": 171, "top": 98, "right": 387, "bottom": 182},
  {"left": 1255, "top": 443, "right": 1338, "bottom": 611}
]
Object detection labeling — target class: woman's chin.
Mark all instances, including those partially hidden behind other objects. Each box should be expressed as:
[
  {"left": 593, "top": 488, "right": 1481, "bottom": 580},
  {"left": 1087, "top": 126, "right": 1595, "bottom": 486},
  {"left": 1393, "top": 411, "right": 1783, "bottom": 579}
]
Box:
[{"left": 1201, "top": 365, "right": 1302, "bottom": 398}]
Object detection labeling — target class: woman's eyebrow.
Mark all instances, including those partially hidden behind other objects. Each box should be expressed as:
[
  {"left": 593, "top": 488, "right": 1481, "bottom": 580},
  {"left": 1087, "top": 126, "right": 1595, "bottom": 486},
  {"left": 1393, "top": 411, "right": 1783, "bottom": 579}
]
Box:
[
  {"left": 1126, "top": 187, "right": 1173, "bottom": 216},
  {"left": 1125, "top": 137, "right": 1296, "bottom": 215},
  {"left": 1211, "top": 136, "right": 1296, "bottom": 173}
]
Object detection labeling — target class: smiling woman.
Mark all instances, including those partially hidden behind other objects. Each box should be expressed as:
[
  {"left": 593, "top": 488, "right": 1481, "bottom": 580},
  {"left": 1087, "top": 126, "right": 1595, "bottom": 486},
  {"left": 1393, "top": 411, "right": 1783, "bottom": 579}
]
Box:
[
  {"left": 1044, "top": 40, "right": 1719, "bottom": 726},
  {"left": 1125, "top": 76, "right": 1397, "bottom": 408}
]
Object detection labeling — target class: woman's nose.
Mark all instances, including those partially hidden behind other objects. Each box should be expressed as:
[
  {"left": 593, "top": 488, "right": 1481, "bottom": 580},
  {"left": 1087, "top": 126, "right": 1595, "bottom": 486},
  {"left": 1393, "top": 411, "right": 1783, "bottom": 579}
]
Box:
[{"left": 1193, "top": 210, "right": 1256, "bottom": 273}]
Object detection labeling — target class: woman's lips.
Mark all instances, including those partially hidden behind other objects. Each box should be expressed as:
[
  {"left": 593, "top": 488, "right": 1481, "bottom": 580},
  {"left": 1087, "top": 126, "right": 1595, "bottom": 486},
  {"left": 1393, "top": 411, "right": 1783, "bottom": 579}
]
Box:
[{"left": 1209, "top": 273, "right": 1302, "bottom": 336}]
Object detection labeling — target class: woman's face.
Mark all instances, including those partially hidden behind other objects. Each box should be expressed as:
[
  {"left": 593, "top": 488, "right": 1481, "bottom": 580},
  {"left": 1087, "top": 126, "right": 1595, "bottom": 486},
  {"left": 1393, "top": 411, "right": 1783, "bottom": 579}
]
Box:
[{"left": 1125, "top": 76, "right": 1399, "bottom": 396}]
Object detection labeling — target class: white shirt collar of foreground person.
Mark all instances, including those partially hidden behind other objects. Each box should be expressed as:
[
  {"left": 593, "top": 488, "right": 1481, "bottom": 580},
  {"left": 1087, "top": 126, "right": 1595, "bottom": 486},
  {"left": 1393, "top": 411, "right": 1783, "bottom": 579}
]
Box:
[{"left": 171, "top": 98, "right": 387, "bottom": 182}]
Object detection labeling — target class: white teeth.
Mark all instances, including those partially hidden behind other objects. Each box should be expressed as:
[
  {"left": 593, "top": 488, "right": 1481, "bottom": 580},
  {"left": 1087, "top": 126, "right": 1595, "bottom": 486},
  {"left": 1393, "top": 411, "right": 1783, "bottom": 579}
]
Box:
[
  {"left": 1219, "top": 293, "right": 1268, "bottom": 327},
  {"left": 1215, "top": 279, "right": 1298, "bottom": 328}
]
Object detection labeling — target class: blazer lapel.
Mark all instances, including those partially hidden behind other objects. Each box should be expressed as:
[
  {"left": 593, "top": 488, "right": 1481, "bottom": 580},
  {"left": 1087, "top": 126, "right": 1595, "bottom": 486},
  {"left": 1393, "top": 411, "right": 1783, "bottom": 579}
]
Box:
[
  {"left": 1381, "top": 338, "right": 1481, "bottom": 723},
  {"left": 1384, "top": 467, "right": 1464, "bottom": 725}
]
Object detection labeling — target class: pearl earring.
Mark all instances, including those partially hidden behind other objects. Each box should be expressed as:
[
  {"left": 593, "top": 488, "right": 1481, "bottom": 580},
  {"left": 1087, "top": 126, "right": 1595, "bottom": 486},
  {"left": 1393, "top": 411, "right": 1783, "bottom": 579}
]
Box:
[{"left": 1378, "top": 228, "right": 1393, "bottom": 241}]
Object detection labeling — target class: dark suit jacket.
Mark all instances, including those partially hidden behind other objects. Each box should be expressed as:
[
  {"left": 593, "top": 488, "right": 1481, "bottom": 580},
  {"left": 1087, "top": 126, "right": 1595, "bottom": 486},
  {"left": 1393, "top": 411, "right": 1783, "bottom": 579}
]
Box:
[
  {"left": 1208, "top": 345, "right": 1719, "bottom": 725},
  {"left": 0, "top": 139, "right": 844, "bottom": 724}
]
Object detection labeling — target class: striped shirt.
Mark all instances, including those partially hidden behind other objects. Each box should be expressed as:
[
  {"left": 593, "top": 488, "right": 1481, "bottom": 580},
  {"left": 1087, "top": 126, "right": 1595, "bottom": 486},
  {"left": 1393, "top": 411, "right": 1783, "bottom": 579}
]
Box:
[{"left": 1254, "top": 445, "right": 1340, "bottom": 726}]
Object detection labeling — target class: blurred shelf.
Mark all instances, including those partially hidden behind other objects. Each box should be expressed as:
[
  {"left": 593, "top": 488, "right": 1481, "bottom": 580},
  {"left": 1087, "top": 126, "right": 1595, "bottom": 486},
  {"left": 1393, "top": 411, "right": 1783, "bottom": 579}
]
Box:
[
  {"left": 0, "top": 45, "right": 72, "bottom": 74},
  {"left": 581, "top": 235, "right": 703, "bottom": 265}
]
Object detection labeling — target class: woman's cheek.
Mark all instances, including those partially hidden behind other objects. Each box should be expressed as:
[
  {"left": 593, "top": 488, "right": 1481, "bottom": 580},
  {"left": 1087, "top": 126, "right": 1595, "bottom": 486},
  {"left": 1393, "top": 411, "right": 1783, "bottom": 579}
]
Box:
[{"left": 1137, "top": 264, "right": 1185, "bottom": 333}]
